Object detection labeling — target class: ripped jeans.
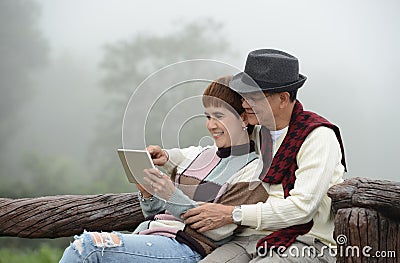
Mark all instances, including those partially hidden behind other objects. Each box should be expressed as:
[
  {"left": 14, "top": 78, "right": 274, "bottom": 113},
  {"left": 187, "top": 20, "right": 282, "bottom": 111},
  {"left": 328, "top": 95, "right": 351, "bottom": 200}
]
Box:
[{"left": 59, "top": 231, "right": 202, "bottom": 263}]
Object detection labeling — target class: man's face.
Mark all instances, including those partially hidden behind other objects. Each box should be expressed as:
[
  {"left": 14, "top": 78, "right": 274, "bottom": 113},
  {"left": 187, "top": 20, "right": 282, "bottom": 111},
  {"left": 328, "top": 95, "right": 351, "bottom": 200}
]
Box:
[{"left": 241, "top": 91, "right": 276, "bottom": 129}]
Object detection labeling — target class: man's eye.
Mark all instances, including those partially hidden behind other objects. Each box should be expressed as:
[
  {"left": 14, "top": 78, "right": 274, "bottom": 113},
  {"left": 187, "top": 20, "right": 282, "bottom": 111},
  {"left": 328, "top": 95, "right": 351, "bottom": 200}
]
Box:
[{"left": 205, "top": 115, "right": 211, "bottom": 119}]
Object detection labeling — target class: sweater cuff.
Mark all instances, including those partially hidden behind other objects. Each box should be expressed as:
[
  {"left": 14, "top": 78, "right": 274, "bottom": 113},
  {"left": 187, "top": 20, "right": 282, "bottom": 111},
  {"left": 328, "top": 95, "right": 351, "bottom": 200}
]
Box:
[
  {"left": 163, "top": 149, "right": 180, "bottom": 173},
  {"left": 138, "top": 192, "right": 165, "bottom": 218},
  {"left": 241, "top": 202, "right": 263, "bottom": 229},
  {"left": 164, "top": 188, "right": 197, "bottom": 219}
]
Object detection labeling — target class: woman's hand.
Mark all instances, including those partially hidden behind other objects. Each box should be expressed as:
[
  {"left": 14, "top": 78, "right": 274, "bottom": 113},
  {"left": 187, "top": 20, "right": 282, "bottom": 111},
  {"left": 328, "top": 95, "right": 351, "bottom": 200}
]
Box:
[
  {"left": 143, "top": 168, "right": 175, "bottom": 200},
  {"left": 146, "top": 145, "right": 169, "bottom": 166},
  {"left": 182, "top": 203, "right": 235, "bottom": 232}
]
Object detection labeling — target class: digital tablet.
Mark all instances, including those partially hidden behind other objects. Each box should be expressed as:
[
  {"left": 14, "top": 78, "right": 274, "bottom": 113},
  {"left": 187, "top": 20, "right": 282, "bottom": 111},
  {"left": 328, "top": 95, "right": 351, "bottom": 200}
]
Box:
[{"left": 117, "top": 149, "right": 155, "bottom": 184}]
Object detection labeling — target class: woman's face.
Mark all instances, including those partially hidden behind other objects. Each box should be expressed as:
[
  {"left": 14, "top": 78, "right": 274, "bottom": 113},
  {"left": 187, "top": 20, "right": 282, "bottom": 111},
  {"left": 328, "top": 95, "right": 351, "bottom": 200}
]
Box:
[{"left": 204, "top": 106, "right": 248, "bottom": 148}]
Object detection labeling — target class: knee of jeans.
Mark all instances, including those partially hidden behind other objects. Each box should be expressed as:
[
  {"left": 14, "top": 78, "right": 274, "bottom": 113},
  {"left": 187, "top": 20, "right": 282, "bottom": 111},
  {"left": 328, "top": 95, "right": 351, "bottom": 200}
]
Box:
[
  {"left": 69, "top": 231, "right": 123, "bottom": 257},
  {"left": 59, "top": 235, "right": 88, "bottom": 262},
  {"left": 89, "top": 232, "right": 123, "bottom": 248},
  {"left": 72, "top": 238, "right": 84, "bottom": 255}
]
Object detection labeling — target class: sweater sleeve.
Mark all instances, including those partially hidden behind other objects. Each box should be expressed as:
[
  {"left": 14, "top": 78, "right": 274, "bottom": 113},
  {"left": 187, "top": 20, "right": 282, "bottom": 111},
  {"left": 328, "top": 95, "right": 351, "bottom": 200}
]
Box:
[
  {"left": 163, "top": 146, "right": 204, "bottom": 174},
  {"left": 164, "top": 188, "right": 198, "bottom": 219},
  {"left": 241, "top": 126, "right": 344, "bottom": 230},
  {"left": 164, "top": 188, "right": 236, "bottom": 241},
  {"left": 147, "top": 145, "right": 204, "bottom": 218},
  {"left": 164, "top": 151, "right": 261, "bottom": 242},
  {"left": 138, "top": 194, "right": 166, "bottom": 218},
  {"left": 139, "top": 146, "right": 202, "bottom": 218}
]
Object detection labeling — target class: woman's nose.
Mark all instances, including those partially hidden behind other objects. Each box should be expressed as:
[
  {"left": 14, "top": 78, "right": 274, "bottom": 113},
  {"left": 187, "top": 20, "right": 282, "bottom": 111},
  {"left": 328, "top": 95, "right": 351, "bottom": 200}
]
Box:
[{"left": 207, "top": 118, "right": 218, "bottom": 129}]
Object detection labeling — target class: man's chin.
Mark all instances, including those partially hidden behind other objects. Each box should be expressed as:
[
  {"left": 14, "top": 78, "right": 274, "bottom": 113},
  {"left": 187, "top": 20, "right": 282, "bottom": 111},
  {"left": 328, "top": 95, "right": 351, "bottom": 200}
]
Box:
[
  {"left": 247, "top": 116, "right": 259, "bottom": 125},
  {"left": 263, "top": 122, "right": 277, "bottom": 130}
]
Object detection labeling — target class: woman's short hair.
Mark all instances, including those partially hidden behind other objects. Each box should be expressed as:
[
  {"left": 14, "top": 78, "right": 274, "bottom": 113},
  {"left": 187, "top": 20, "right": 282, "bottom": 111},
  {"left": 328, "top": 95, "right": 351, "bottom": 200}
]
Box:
[{"left": 202, "top": 76, "right": 244, "bottom": 116}]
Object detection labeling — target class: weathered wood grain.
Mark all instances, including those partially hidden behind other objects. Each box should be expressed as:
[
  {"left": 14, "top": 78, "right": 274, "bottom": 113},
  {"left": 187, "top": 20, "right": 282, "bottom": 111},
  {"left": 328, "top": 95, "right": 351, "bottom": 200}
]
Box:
[
  {"left": 1, "top": 177, "right": 399, "bottom": 262},
  {"left": 0, "top": 193, "right": 144, "bottom": 238},
  {"left": 328, "top": 177, "right": 400, "bottom": 222},
  {"left": 334, "top": 207, "right": 399, "bottom": 263}
]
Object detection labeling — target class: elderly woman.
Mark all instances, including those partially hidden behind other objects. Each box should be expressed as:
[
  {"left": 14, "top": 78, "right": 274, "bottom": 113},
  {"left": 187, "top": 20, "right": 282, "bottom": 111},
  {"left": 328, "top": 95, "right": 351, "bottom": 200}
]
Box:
[{"left": 59, "top": 76, "right": 267, "bottom": 262}]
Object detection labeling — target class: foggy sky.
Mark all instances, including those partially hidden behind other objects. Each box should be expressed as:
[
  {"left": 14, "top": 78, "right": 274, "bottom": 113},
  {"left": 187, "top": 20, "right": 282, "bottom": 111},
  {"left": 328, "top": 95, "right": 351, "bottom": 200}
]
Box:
[{"left": 17, "top": 0, "right": 400, "bottom": 182}]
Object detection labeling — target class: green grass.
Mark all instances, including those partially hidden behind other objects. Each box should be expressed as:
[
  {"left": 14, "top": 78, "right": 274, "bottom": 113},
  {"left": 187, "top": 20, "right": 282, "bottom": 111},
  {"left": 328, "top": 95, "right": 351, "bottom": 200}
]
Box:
[{"left": 0, "top": 245, "right": 64, "bottom": 263}]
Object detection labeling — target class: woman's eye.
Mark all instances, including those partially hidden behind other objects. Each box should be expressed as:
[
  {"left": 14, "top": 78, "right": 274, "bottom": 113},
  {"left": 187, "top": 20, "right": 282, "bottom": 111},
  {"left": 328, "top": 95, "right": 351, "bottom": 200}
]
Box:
[{"left": 205, "top": 115, "right": 211, "bottom": 119}]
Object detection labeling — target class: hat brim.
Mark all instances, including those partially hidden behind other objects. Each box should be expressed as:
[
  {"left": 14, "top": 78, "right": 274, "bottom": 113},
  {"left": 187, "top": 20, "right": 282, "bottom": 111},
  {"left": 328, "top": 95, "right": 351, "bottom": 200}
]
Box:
[{"left": 229, "top": 72, "right": 307, "bottom": 94}]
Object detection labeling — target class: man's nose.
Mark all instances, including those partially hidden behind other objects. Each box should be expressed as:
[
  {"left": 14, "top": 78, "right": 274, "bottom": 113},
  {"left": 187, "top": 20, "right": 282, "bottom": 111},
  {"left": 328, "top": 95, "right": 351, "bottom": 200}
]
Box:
[{"left": 242, "top": 99, "right": 251, "bottom": 108}]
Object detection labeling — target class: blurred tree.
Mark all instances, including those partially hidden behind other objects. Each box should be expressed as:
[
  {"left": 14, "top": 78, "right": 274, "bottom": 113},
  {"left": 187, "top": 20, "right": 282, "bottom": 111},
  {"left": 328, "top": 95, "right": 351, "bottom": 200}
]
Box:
[
  {"left": 90, "top": 20, "right": 235, "bottom": 192},
  {"left": 0, "top": 0, "right": 48, "bottom": 175}
]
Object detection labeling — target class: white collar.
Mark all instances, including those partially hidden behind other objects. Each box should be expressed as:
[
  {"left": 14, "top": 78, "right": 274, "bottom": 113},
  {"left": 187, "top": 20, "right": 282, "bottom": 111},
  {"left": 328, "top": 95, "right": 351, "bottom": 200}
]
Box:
[{"left": 269, "top": 126, "right": 288, "bottom": 142}]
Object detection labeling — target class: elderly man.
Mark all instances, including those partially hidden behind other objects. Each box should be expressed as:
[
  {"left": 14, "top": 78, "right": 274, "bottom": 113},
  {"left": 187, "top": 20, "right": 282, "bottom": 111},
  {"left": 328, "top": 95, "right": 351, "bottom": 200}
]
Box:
[{"left": 149, "top": 49, "right": 346, "bottom": 262}]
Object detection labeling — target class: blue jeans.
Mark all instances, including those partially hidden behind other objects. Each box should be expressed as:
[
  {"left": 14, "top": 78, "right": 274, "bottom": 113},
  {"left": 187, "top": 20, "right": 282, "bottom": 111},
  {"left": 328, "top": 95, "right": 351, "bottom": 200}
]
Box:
[{"left": 59, "top": 231, "right": 202, "bottom": 262}]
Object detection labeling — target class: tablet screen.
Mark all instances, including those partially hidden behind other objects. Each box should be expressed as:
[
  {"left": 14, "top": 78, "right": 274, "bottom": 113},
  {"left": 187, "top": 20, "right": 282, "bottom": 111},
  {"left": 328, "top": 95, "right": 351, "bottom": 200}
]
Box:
[{"left": 117, "top": 149, "right": 155, "bottom": 184}]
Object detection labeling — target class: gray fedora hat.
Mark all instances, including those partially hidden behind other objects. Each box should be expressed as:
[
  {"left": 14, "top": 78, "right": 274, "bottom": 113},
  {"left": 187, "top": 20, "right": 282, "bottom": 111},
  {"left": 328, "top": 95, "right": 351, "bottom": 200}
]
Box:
[{"left": 230, "top": 49, "right": 307, "bottom": 94}]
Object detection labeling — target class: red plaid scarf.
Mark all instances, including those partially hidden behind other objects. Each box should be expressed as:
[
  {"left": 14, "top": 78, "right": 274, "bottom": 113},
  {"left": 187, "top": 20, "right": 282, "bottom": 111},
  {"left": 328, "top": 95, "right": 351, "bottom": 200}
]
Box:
[{"left": 256, "top": 100, "right": 346, "bottom": 253}]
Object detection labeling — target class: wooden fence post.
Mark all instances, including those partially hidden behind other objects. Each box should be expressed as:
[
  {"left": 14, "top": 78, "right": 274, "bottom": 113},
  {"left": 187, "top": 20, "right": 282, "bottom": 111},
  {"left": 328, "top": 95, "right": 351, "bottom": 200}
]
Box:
[{"left": 328, "top": 177, "right": 400, "bottom": 262}]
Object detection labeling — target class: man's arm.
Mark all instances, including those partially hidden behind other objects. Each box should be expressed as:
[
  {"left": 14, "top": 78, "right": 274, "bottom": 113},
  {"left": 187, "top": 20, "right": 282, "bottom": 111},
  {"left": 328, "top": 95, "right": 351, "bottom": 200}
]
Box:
[
  {"left": 183, "top": 127, "right": 344, "bottom": 232},
  {"left": 241, "top": 127, "right": 344, "bottom": 229}
]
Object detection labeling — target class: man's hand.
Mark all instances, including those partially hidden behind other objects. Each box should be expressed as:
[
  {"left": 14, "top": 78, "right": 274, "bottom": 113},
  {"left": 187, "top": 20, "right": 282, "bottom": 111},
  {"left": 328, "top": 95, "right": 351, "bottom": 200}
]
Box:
[
  {"left": 146, "top": 145, "right": 169, "bottom": 166},
  {"left": 182, "top": 203, "right": 234, "bottom": 232}
]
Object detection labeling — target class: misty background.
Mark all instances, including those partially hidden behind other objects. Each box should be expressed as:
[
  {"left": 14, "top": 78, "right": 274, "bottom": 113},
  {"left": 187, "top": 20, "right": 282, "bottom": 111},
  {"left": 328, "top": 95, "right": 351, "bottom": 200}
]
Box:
[{"left": 0, "top": 0, "right": 399, "bottom": 251}]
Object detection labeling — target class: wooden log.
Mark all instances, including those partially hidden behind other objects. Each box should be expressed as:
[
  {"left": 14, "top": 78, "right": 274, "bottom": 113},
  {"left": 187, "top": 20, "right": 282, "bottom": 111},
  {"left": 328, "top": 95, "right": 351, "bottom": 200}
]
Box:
[
  {"left": 387, "top": 222, "right": 397, "bottom": 263},
  {"left": 0, "top": 193, "right": 144, "bottom": 238},
  {"left": 334, "top": 208, "right": 352, "bottom": 263},
  {"left": 1, "top": 176, "right": 399, "bottom": 263},
  {"left": 334, "top": 207, "right": 398, "bottom": 263},
  {"left": 328, "top": 177, "right": 400, "bottom": 222},
  {"left": 366, "top": 209, "right": 379, "bottom": 263},
  {"left": 349, "top": 207, "right": 362, "bottom": 263}
]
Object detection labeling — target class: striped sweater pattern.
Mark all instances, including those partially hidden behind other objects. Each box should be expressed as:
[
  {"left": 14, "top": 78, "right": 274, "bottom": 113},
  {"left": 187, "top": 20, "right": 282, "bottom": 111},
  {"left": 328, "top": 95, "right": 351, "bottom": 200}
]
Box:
[{"left": 136, "top": 144, "right": 268, "bottom": 257}]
